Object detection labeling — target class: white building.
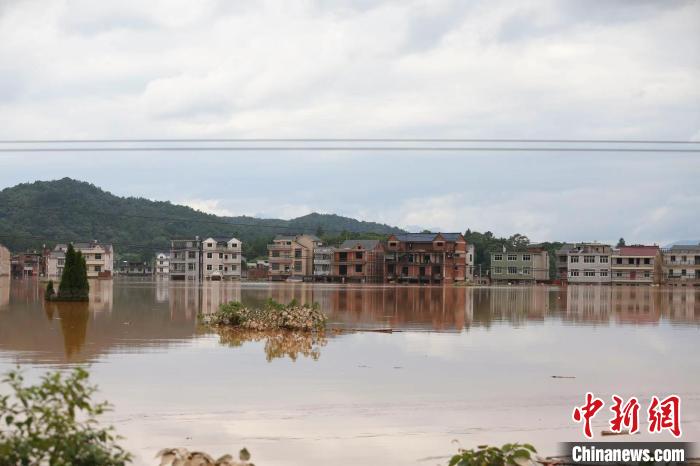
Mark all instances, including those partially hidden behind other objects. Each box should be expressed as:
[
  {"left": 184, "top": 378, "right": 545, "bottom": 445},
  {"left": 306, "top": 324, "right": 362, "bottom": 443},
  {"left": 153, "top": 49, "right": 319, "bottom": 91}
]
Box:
[
  {"left": 155, "top": 252, "right": 170, "bottom": 278},
  {"left": 466, "top": 244, "right": 475, "bottom": 280},
  {"left": 202, "top": 237, "right": 242, "bottom": 280},
  {"left": 566, "top": 243, "right": 612, "bottom": 284},
  {"left": 47, "top": 241, "right": 114, "bottom": 279},
  {"left": 0, "top": 244, "right": 10, "bottom": 276}
]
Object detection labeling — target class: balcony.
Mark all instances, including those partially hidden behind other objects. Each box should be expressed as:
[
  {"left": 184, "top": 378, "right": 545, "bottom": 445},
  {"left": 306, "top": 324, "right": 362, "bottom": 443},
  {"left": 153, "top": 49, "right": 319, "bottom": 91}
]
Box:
[{"left": 268, "top": 244, "right": 292, "bottom": 251}]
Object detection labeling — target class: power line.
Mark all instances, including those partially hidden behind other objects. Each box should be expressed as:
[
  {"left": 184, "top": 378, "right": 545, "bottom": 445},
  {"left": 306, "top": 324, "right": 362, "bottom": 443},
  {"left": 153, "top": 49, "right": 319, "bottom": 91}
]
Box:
[
  {"left": 0, "top": 138, "right": 698, "bottom": 144},
  {"left": 1, "top": 147, "right": 698, "bottom": 153}
]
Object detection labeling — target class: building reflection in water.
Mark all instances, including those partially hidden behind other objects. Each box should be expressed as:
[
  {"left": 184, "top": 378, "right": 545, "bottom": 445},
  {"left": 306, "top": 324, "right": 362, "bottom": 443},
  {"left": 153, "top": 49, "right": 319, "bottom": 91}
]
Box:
[
  {"left": 216, "top": 328, "right": 328, "bottom": 362},
  {"left": 0, "top": 281, "right": 698, "bottom": 364}
]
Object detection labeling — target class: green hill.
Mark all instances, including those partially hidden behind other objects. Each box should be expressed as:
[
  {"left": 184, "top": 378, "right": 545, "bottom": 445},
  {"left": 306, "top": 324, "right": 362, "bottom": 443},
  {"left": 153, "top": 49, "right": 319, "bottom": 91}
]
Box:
[{"left": 0, "top": 178, "right": 404, "bottom": 260}]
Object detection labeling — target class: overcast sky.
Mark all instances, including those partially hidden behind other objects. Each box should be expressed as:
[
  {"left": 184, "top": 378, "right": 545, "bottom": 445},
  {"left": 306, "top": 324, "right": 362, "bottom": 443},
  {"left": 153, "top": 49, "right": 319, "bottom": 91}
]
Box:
[{"left": 0, "top": 0, "right": 698, "bottom": 244}]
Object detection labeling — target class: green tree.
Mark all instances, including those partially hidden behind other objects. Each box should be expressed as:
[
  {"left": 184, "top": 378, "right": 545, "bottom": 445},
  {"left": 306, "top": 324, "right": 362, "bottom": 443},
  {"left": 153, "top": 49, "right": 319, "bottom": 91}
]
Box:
[
  {"left": 617, "top": 237, "right": 626, "bottom": 247},
  {"left": 55, "top": 244, "right": 89, "bottom": 300},
  {"left": 0, "top": 368, "right": 131, "bottom": 466}
]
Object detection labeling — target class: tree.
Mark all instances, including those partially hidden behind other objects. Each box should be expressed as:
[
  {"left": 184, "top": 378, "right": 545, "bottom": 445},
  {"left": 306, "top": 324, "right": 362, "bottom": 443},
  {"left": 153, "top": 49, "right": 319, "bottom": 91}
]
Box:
[
  {"left": 0, "top": 368, "right": 131, "bottom": 466},
  {"left": 617, "top": 237, "right": 626, "bottom": 247},
  {"left": 53, "top": 244, "right": 89, "bottom": 301}
]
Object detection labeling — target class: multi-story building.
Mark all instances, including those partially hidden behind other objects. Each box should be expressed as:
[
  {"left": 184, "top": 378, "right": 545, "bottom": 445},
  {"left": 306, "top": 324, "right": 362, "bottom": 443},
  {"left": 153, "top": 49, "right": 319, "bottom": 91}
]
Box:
[
  {"left": 566, "top": 243, "right": 613, "bottom": 284},
  {"left": 45, "top": 241, "right": 114, "bottom": 279},
  {"left": 331, "top": 239, "right": 384, "bottom": 283},
  {"left": 170, "top": 237, "right": 202, "bottom": 281},
  {"left": 11, "top": 250, "right": 43, "bottom": 278},
  {"left": 0, "top": 244, "right": 10, "bottom": 276},
  {"left": 611, "top": 245, "right": 662, "bottom": 285},
  {"left": 313, "top": 246, "right": 333, "bottom": 281},
  {"left": 154, "top": 252, "right": 170, "bottom": 278},
  {"left": 466, "top": 244, "right": 476, "bottom": 281},
  {"left": 246, "top": 260, "right": 269, "bottom": 280},
  {"left": 663, "top": 244, "right": 700, "bottom": 287},
  {"left": 384, "top": 233, "right": 467, "bottom": 284},
  {"left": 555, "top": 244, "right": 575, "bottom": 282},
  {"left": 268, "top": 234, "right": 322, "bottom": 281},
  {"left": 490, "top": 246, "right": 549, "bottom": 284},
  {"left": 201, "top": 237, "right": 242, "bottom": 280},
  {"left": 117, "top": 261, "right": 153, "bottom": 276}
]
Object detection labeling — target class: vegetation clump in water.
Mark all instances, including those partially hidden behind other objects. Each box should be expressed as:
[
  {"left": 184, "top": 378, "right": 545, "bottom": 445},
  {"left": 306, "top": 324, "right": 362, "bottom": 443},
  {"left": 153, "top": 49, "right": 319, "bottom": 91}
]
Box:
[
  {"left": 45, "top": 243, "right": 90, "bottom": 301},
  {"left": 202, "top": 299, "right": 327, "bottom": 332}
]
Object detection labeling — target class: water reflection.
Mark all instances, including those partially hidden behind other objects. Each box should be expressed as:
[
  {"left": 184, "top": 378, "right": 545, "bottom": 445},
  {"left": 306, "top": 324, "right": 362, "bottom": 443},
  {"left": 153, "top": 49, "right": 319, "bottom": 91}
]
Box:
[
  {"left": 0, "top": 280, "right": 698, "bottom": 364},
  {"left": 216, "top": 328, "right": 329, "bottom": 362}
]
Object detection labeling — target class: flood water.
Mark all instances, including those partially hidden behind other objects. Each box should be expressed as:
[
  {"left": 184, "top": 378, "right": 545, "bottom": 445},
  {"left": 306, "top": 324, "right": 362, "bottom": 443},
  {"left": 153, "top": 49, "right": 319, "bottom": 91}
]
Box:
[{"left": 0, "top": 277, "right": 698, "bottom": 465}]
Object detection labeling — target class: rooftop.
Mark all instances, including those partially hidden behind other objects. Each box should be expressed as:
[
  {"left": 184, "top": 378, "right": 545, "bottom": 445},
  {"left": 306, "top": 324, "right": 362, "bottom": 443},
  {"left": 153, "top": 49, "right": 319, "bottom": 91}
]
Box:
[
  {"left": 393, "top": 232, "right": 463, "bottom": 243},
  {"left": 616, "top": 245, "right": 660, "bottom": 256},
  {"left": 338, "top": 239, "right": 381, "bottom": 250}
]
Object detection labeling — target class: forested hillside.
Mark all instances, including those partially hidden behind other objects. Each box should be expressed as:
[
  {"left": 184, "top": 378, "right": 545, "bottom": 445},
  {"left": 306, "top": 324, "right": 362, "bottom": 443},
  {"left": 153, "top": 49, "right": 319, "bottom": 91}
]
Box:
[{"left": 0, "top": 178, "right": 404, "bottom": 260}]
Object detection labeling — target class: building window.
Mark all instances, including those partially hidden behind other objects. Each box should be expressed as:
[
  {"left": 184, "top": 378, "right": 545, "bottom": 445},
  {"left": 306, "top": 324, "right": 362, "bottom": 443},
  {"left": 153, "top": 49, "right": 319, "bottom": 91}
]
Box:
[
  {"left": 95, "top": 253, "right": 102, "bottom": 260},
  {"left": 523, "top": 267, "right": 531, "bottom": 275},
  {"left": 272, "top": 263, "right": 279, "bottom": 271},
  {"left": 188, "top": 263, "right": 195, "bottom": 271},
  {"left": 231, "top": 243, "right": 237, "bottom": 248},
  {"left": 207, "top": 253, "right": 212, "bottom": 259},
  {"left": 584, "top": 256, "right": 595, "bottom": 263},
  {"left": 584, "top": 271, "right": 595, "bottom": 277},
  {"left": 294, "top": 261, "right": 302, "bottom": 272},
  {"left": 436, "top": 242, "right": 443, "bottom": 247},
  {"left": 571, "top": 270, "right": 580, "bottom": 277},
  {"left": 188, "top": 251, "right": 196, "bottom": 259},
  {"left": 507, "top": 254, "right": 517, "bottom": 261},
  {"left": 232, "top": 265, "right": 237, "bottom": 271},
  {"left": 682, "top": 269, "right": 687, "bottom": 276},
  {"left": 295, "top": 250, "right": 302, "bottom": 258},
  {"left": 207, "top": 265, "right": 212, "bottom": 271},
  {"left": 670, "top": 255, "right": 676, "bottom": 262},
  {"left": 218, "top": 265, "right": 223, "bottom": 270},
  {"left": 494, "top": 254, "right": 503, "bottom": 261},
  {"left": 402, "top": 266, "right": 408, "bottom": 275},
  {"left": 616, "top": 258, "right": 622, "bottom": 264},
  {"left": 355, "top": 251, "right": 363, "bottom": 259},
  {"left": 600, "top": 270, "right": 608, "bottom": 277},
  {"left": 644, "top": 258, "right": 651, "bottom": 265},
  {"left": 494, "top": 267, "right": 502, "bottom": 274},
  {"left": 508, "top": 266, "right": 517, "bottom": 274},
  {"left": 94, "top": 265, "right": 101, "bottom": 272},
  {"left": 522, "top": 254, "right": 531, "bottom": 261},
  {"left": 570, "top": 256, "right": 579, "bottom": 263},
  {"left": 600, "top": 256, "right": 609, "bottom": 263},
  {"left": 219, "top": 253, "right": 223, "bottom": 259},
  {"left": 355, "top": 264, "right": 362, "bottom": 273},
  {"left": 207, "top": 243, "right": 212, "bottom": 248},
  {"left": 616, "top": 272, "right": 623, "bottom": 277},
  {"left": 389, "top": 242, "right": 397, "bottom": 247},
  {"left": 644, "top": 271, "right": 650, "bottom": 278}
]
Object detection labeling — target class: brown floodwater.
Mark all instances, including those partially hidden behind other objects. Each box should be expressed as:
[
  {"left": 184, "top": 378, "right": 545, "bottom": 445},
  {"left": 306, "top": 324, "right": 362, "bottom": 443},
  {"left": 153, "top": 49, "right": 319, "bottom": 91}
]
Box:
[{"left": 0, "top": 277, "right": 698, "bottom": 465}]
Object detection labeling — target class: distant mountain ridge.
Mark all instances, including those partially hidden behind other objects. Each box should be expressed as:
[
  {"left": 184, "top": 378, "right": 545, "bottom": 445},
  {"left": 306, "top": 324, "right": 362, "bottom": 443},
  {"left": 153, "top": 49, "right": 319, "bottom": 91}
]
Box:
[{"left": 0, "top": 178, "right": 405, "bottom": 259}]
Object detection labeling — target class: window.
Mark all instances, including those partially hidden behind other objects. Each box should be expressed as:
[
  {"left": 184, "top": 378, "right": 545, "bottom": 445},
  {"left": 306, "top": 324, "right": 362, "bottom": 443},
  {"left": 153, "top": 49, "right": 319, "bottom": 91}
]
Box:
[
  {"left": 508, "top": 266, "right": 517, "bottom": 274},
  {"left": 294, "top": 250, "right": 302, "bottom": 258},
  {"left": 232, "top": 265, "right": 237, "bottom": 271},
  {"left": 584, "top": 271, "right": 595, "bottom": 277},
  {"left": 402, "top": 266, "right": 408, "bottom": 275},
  {"left": 671, "top": 255, "right": 676, "bottom": 262},
  {"left": 207, "top": 253, "right": 212, "bottom": 259},
  {"left": 616, "top": 272, "right": 623, "bottom": 277},
  {"left": 207, "top": 265, "right": 212, "bottom": 271},
  {"left": 218, "top": 265, "right": 223, "bottom": 271},
  {"left": 272, "top": 251, "right": 279, "bottom": 257},
  {"left": 644, "top": 271, "right": 650, "bottom": 278},
  {"left": 436, "top": 242, "right": 443, "bottom": 247},
  {"left": 207, "top": 242, "right": 212, "bottom": 248},
  {"left": 188, "top": 263, "right": 195, "bottom": 271},
  {"left": 219, "top": 253, "right": 223, "bottom": 258},
  {"left": 355, "top": 264, "right": 362, "bottom": 273},
  {"left": 231, "top": 243, "right": 237, "bottom": 248},
  {"left": 616, "top": 258, "right": 622, "bottom": 264},
  {"left": 272, "top": 263, "right": 280, "bottom": 271},
  {"left": 571, "top": 270, "right": 580, "bottom": 277},
  {"left": 188, "top": 251, "right": 196, "bottom": 259},
  {"left": 643, "top": 258, "right": 651, "bottom": 265},
  {"left": 507, "top": 254, "right": 517, "bottom": 261},
  {"left": 294, "top": 261, "right": 302, "bottom": 272},
  {"left": 494, "top": 254, "right": 503, "bottom": 261},
  {"left": 628, "top": 258, "right": 634, "bottom": 265},
  {"left": 95, "top": 253, "right": 102, "bottom": 260},
  {"left": 600, "top": 270, "right": 608, "bottom": 277},
  {"left": 522, "top": 267, "right": 531, "bottom": 275},
  {"left": 389, "top": 241, "right": 397, "bottom": 247},
  {"left": 494, "top": 267, "right": 502, "bottom": 274},
  {"left": 224, "top": 255, "right": 228, "bottom": 260},
  {"left": 570, "top": 256, "right": 580, "bottom": 263},
  {"left": 682, "top": 269, "right": 687, "bottom": 276},
  {"left": 522, "top": 254, "right": 531, "bottom": 261},
  {"left": 355, "top": 252, "right": 363, "bottom": 259},
  {"left": 600, "top": 256, "right": 608, "bottom": 263},
  {"left": 584, "top": 256, "right": 595, "bottom": 263},
  {"left": 94, "top": 265, "right": 101, "bottom": 272}
]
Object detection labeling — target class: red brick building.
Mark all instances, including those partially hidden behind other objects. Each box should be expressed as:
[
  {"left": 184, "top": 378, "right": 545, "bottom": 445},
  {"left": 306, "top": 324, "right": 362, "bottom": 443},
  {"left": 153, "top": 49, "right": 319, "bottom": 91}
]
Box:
[
  {"left": 384, "top": 233, "right": 468, "bottom": 284},
  {"left": 331, "top": 239, "right": 384, "bottom": 283}
]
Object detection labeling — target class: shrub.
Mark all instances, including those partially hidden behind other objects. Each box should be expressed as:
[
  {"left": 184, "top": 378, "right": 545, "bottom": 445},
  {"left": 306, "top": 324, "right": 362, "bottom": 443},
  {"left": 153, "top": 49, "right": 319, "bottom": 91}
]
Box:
[
  {"left": 448, "top": 443, "right": 537, "bottom": 466},
  {"left": 0, "top": 367, "right": 131, "bottom": 466},
  {"left": 203, "top": 299, "right": 327, "bottom": 332}
]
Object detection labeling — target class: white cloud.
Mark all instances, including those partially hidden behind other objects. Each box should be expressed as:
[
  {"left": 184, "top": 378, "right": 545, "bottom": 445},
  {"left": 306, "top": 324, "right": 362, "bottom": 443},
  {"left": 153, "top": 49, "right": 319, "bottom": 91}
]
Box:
[{"left": 180, "top": 199, "right": 233, "bottom": 217}]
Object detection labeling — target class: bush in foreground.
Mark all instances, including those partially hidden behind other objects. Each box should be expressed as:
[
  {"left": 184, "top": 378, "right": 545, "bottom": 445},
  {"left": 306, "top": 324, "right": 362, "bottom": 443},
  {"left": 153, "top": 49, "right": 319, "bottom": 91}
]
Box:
[
  {"left": 448, "top": 443, "right": 537, "bottom": 466},
  {"left": 202, "top": 299, "right": 327, "bottom": 332},
  {"left": 0, "top": 367, "right": 130, "bottom": 466}
]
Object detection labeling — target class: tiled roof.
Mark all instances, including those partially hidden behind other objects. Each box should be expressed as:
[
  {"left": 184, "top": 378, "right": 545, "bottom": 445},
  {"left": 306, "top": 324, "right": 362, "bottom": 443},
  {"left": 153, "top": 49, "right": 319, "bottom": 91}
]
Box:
[
  {"left": 394, "top": 232, "right": 463, "bottom": 242},
  {"left": 617, "top": 245, "right": 660, "bottom": 256},
  {"left": 339, "top": 239, "right": 380, "bottom": 250},
  {"left": 556, "top": 243, "right": 576, "bottom": 255},
  {"left": 668, "top": 244, "right": 700, "bottom": 252}
]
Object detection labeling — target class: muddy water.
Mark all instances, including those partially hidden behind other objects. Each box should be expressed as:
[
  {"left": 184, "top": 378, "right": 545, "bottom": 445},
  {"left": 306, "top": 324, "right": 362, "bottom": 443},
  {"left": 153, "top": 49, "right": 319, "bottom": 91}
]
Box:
[{"left": 0, "top": 277, "right": 698, "bottom": 465}]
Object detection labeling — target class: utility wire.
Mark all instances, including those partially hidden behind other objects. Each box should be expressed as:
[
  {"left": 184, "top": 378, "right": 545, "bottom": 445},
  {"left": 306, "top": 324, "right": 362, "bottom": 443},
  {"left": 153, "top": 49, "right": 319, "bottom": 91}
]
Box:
[
  {"left": 1, "top": 147, "right": 698, "bottom": 153},
  {"left": 1, "top": 138, "right": 698, "bottom": 144}
]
